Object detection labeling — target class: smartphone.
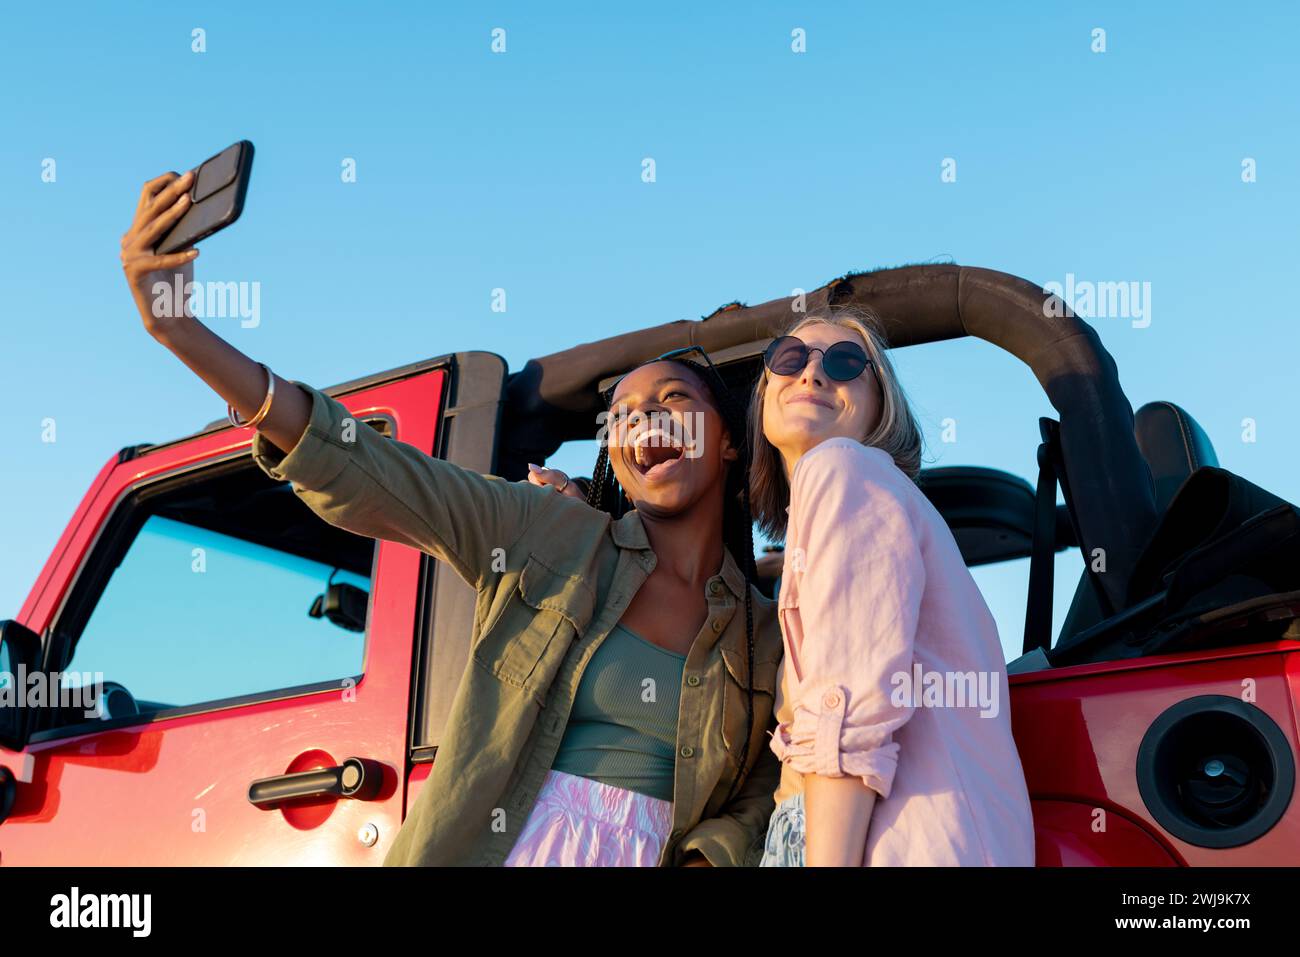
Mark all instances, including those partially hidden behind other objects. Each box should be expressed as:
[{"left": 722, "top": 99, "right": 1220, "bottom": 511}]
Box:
[{"left": 154, "top": 140, "right": 255, "bottom": 254}]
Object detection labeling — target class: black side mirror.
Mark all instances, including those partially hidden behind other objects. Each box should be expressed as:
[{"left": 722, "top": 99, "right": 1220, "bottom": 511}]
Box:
[
  {"left": 0, "top": 619, "right": 42, "bottom": 751},
  {"left": 308, "top": 582, "right": 369, "bottom": 634}
]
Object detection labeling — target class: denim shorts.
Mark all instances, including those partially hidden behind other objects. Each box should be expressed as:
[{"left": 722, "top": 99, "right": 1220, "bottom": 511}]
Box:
[{"left": 759, "top": 792, "right": 806, "bottom": 867}]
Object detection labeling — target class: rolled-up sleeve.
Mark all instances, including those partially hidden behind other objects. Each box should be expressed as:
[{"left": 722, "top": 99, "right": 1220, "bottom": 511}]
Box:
[
  {"left": 770, "top": 442, "right": 925, "bottom": 800},
  {"left": 250, "top": 379, "right": 554, "bottom": 588}
]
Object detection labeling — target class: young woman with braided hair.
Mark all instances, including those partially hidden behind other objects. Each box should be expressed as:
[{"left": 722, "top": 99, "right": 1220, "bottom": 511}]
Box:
[
  {"left": 536, "top": 350, "right": 766, "bottom": 807},
  {"left": 519, "top": 350, "right": 780, "bottom": 856}
]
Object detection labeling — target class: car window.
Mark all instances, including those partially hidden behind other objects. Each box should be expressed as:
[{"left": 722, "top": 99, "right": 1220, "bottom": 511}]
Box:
[
  {"left": 50, "top": 456, "right": 378, "bottom": 733},
  {"left": 64, "top": 515, "right": 370, "bottom": 717}
]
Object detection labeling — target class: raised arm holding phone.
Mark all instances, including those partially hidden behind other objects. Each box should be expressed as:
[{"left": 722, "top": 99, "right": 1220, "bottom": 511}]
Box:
[{"left": 117, "top": 147, "right": 783, "bottom": 867}]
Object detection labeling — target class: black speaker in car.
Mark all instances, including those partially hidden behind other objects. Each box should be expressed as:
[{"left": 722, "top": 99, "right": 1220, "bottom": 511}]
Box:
[{"left": 1137, "top": 695, "right": 1295, "bottom": 849}]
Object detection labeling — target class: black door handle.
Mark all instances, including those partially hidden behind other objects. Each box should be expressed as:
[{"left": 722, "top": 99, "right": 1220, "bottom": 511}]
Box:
[{"left": 247, "top": 757, "right": 385, "bottom": 809}]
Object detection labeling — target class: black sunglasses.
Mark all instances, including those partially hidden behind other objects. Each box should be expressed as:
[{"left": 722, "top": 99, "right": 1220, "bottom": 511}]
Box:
[
  {"left": 762, "top": 335, "right": 874, "bottom": 382},
  {"left": 655, "top": 344, "right": 720, "bottom": 374}
]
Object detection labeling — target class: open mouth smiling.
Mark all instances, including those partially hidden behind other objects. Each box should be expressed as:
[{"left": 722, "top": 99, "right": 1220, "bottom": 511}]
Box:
[{"left": 628, "top": 427, "right": 688, "bottom": 482}]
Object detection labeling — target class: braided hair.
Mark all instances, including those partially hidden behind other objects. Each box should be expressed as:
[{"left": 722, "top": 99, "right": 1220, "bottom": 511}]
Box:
[{"left": 587, "top": 357, "right": 758, "bottom": 806}]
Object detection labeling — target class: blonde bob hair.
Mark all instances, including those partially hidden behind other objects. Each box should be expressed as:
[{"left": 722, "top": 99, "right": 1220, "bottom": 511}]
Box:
[{"left": 749, "top": 304, "right": 923, "bottom": 540}]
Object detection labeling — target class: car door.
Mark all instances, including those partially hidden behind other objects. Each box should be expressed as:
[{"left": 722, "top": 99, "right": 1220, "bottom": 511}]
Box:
[{"left": 0, "top": 366, "right": 446, "bottom": 865}]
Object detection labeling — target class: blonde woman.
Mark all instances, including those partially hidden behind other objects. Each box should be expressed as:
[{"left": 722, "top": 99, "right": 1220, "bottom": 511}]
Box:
[{"left": 750, "top": 305, "right": 1035, "bottom": 866}]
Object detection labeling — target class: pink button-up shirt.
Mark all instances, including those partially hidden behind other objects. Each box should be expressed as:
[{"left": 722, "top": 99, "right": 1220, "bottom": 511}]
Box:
[{"left": 770, "top": 437, "right": 1035, "bottom": 865}]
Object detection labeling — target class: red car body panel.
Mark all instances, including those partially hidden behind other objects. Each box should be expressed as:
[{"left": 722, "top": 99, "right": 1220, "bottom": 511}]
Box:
[
  {"left": 0, "top": 372, "right": 443, "bottom": 865},
  {"left": 1011, "top": 642, "right": 1299, "bottom": 866}
]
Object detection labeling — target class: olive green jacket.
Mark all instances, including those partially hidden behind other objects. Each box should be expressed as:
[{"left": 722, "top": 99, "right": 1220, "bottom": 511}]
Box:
[{"left": 250, "top": 380, "right": 784, "bottom": 866}]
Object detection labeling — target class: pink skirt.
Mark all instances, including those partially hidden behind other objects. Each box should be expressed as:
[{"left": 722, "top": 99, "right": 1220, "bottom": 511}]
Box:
[{"left": 503, "top": 769, "right": 674, "bottom": 867}]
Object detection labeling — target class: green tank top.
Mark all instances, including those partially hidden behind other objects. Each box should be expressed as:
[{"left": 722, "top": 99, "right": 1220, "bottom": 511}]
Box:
[{"left": 550, "top": 623, "right": 684, "bottom": 802}]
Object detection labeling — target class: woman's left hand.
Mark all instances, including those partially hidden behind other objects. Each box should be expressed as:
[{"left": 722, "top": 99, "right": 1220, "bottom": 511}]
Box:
[{"left": 526, "top": 464, "right": 586, "bottom": 500}]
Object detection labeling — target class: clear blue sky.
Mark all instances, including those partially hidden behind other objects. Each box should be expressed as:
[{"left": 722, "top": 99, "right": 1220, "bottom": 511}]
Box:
[{"left": 2, "top": 2, "right": 1296, "bottom": 662}]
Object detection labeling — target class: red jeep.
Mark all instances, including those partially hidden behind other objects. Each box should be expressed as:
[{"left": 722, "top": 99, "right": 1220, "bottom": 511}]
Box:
[{"left": 1, "top": 265, "right": 1296, "bottom": 865}]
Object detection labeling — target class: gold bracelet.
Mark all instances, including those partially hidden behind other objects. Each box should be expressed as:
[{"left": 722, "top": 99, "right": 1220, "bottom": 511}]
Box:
[{"left": 228, "top": 363, "right": 276, "bottom": 430}]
